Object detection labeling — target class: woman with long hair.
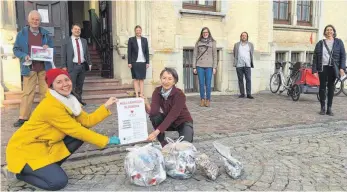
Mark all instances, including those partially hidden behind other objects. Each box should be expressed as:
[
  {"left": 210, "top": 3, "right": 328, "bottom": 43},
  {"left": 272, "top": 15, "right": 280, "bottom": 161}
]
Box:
[
  {"left": 312, "top": 24, "right": 346, "bottom": 115},
  {"left": 193, "top": 27, "right": 217, "bottom": 107}
]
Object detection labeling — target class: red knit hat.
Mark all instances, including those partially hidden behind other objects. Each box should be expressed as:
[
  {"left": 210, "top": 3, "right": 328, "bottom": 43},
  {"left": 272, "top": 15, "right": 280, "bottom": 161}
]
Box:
[{"left": 45, "top": 68, "right": 71, "bottom": 87}]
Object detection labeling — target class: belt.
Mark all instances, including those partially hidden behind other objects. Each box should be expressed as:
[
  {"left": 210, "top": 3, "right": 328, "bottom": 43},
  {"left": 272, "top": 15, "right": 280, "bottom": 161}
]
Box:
[{"left": 73, "top": 62, "right": 85, "bottom": 65}]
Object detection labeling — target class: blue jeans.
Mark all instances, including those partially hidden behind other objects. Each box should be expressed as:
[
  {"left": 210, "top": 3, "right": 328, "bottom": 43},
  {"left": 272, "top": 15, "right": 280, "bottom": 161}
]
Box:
[{"left": 197, "top": 67, "right": 213, "bottom": 100}]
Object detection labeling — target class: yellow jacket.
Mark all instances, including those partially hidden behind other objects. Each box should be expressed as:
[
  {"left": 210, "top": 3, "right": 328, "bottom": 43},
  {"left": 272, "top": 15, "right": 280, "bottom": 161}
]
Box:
[{"left": 6, "top": 91, "right": 111, "bottom": 173}]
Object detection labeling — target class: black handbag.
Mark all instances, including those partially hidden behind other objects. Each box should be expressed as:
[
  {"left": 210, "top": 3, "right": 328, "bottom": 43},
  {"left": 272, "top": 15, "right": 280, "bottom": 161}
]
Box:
[{"left": 323, "top": 40, "right": 340, "bottom": 78}]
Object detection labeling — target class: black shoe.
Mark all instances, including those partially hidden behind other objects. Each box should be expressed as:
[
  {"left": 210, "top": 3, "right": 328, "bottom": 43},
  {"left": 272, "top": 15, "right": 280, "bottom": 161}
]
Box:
[
  {"left": 319, "top": 106, "right": 326, "bottom": 115},
  {"left": 239, "top": 94, "right": 245, "bottom": 98},
  {"left": 81, "top": 101, "right": 87, "bottom": 106},
  {"left": 13, "top": 119, "right": 27, "bottom": 127},
  {"left": 247, "top": 95, "right": 254, "bottom": 99},
  {"left": 326, "top": 107, "right": 334, "bottom": 116}
]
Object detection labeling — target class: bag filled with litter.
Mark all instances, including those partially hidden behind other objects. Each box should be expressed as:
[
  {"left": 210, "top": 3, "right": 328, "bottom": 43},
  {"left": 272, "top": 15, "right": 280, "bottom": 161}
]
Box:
[
  {"left": 124, "top": 143, "right": 166, "bottom": 186},
  {"left": 162, "top": 136, "right": 197, "bottom": 179},
  {"left": 213, "top": 141, "right": 244, "bottom": 179},
  {"left": 195, "top": 153, "right": 219, "bottom": 180}
]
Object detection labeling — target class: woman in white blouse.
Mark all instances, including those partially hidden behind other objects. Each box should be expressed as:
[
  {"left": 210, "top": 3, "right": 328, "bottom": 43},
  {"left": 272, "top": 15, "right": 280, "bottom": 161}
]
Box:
[{"left": 127, "top": 25, "right": 150, "bottom": 97}]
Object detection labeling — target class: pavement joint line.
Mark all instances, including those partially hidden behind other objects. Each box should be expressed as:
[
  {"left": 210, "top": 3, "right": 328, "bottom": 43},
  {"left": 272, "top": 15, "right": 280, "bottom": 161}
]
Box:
[{"left": 63, "top": 120, "right": 347, "bottom": 163}]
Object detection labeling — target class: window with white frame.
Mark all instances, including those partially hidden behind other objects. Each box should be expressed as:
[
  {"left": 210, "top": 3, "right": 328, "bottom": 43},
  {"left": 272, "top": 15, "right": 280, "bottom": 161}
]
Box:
[
  {"left": 306, "top": 51, "right": 314, "bottom": 63},
  {"left": 276, "top": 52, "right": 287, "bottom": 62},
  {"left": 291, "top": 52, "right": 301, "bottom": 63}
]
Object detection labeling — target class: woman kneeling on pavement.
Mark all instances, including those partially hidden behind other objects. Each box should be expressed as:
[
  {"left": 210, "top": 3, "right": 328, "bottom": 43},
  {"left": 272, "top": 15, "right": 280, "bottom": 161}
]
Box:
[
  {"left": 144, "top": 67, "right": 194, "bottom": 146},
  {"left": 5, "top": 68, "right": 121, "bottom": 191}
]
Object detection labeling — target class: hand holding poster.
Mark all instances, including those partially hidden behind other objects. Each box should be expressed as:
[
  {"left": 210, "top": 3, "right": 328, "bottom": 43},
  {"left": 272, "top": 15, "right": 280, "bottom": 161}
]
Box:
[
  {"left": 117, "top": 98, "right": 148, "bottom": 144},
  {"left": 31, "top": 46, "right": 54, "bottom": 62}
]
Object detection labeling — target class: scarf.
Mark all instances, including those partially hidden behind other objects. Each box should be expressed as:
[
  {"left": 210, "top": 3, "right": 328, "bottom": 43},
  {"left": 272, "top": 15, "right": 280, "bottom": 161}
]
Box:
[
  {"left": 161, "top": 87, "right": 173, "bottom": 100},
  {"left": 200, "top": 37, "right": 211, "bottom": 44},
  {"left": 49, "top": 89, "right": 82, "bottom": 116}
]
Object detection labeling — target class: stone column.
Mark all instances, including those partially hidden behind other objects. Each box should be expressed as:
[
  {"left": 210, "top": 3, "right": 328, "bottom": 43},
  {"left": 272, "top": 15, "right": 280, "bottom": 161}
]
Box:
[
  {"left": 113, "top": 1, "right": 134, "bottom": 83},
  {"left": 89, "top": 0, "right": 99, "bottom": 17},
  {"left": 0, "top": 0, "right": 22, "bottom": 106}
]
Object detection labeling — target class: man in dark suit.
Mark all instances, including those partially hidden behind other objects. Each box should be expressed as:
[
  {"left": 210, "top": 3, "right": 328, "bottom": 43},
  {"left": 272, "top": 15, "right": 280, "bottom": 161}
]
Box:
[{"left": 62, "top": 23, "right": 92, "bottom": 105}]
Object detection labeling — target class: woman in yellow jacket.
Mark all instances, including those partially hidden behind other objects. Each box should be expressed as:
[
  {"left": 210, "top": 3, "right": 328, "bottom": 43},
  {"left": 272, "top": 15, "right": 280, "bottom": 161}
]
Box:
[{"left": 4, "top": 68, "right": 121, "bottom": 191}]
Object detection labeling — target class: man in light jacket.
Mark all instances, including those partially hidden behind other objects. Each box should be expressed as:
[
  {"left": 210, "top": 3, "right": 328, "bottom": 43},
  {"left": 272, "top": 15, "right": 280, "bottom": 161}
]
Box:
[
  {"left": 12, "top": 10, "right": 54, "bottom": 127},
  {"left": 233, "top": 31, "right": 254, "bottom": 99}
]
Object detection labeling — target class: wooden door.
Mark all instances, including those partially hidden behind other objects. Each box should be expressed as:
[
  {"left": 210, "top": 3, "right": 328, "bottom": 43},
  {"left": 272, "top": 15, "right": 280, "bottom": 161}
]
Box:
[
  {"left": 16, "top": 1, "right": 69, "bottom": 68},
  {"left": 99, "top": 1, "right": 114, "bottom": 78}
]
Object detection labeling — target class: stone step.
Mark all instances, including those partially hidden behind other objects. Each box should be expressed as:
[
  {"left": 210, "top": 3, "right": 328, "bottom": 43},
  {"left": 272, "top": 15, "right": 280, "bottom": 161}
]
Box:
[
  {"left": 3, "top": 80, "right": 130, "bottom": 100},
  {"left": 2, "top": 93, "right": 134, "bottom": 108},
  {"left": 91, "top": 58, "right": 102, "bottom": 63},
  {"left": 86, "top": 71, "right": 101, "bottom": 76},
  {"left": 84, "top": 78, "right": 121, "bottom": 87},
  {"left": 82, "top": 85, "right": 133, "bottom": 95}
]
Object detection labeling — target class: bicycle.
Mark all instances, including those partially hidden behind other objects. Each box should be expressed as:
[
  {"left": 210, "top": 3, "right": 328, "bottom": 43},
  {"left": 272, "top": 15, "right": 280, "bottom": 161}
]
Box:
[
  {"left": 270, "top": 61, "right": 299, "bottom": 95},
  {"left": 316, "top": 76, "right": 344, "bottom": 101},
  {"left": 342, "top": 75, "right": 347, "bottom": 96}
]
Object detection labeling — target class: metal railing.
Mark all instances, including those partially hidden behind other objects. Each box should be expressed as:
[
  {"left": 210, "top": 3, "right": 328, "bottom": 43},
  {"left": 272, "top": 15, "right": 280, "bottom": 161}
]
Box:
[{"left": 88, "top": 9, "right": 102, "bottom": 51}]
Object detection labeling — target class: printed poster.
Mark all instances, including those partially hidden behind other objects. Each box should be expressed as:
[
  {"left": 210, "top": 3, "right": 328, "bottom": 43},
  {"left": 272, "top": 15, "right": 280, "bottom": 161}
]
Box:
[
  {"left": 31, "top": 46, "right": 54, "bottom": 62},
  {"left": 117, "top": 98, "right": 148, "bottom": 144}
]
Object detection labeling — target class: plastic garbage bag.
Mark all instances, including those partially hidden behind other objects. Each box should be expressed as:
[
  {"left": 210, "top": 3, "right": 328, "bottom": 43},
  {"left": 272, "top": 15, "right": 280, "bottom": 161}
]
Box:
[
  {"left": 124, "top": 143, "right": 166, "bottom": 186},
  {"left": 162, "top": 136, "right": 197, "bottom": 179},
  {"left": 195, "top": 153, "right": 219, "bottom": 180},
  {"left": 213, "top": 141, "right": 244, "bottom": 179}
]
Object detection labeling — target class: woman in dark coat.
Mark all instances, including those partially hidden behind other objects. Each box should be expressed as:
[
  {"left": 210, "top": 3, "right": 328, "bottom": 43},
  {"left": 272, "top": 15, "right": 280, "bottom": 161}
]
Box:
[
  {"left": 143, "top": 68, "right": 194, "bottom": 147},
  {"left": 127, "top": 25, "right": 150, "bottom": 97},
  {"left": 312, "top": 24, "right": 346, "bottom": 116}
]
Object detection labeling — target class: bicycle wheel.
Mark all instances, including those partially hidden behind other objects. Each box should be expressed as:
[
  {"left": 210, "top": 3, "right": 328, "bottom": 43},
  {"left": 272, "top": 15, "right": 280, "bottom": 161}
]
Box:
[
  {"left": 270, "top": 73, "right": 281, "bottom": 93},
  {"left": 291, "top": 84, "right": 301, "bottom": 101},
  {"left": 334, "top": 78, "right": 343, "bottom": 96},
  {"left": 342, "top": 77, "right": 347, "bottom": 96}
]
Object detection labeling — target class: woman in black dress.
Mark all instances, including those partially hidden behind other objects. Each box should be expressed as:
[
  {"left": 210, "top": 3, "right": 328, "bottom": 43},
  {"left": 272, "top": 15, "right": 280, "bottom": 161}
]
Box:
[{"left": 127, "top": 25, "right": 150, "bottom": 97}]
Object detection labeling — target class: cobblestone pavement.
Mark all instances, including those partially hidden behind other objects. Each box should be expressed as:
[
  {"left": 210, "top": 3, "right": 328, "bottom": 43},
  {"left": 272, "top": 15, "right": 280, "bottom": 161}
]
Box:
[
  {"left": 2, "top": 121, "right": 346, "bottom": 191},
  {"left": 1, "top": 92, "right": 346, "bottom": 165}
]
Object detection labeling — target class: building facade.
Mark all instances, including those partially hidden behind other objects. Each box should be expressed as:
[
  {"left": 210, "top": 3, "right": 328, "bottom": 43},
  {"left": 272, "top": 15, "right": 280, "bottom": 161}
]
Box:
[{"left": 1, "top": 0, "right": 347, "bottom": 106}]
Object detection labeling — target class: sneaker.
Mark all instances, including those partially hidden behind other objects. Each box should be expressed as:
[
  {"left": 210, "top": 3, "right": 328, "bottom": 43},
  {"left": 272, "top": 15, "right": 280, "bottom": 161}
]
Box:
[
  {"left": 13, "top": 119, "right": 27, "bottom": 127},
  {"left": 1, "top": 166, "right": 17, "bottom": 183}
]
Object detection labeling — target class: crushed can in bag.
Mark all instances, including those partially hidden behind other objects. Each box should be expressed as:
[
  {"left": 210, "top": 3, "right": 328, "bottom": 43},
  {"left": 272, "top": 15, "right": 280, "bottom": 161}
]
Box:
[
  {"left": 162, "top": 136, "right": 197, "bottom": 179},
  {"left": 124, "top": 143, "right": 166, "bottom": 186},
  {"left": 213, "top": 141, "right": 244, "bottom": 179},
  {"left": 195, "top": 153, "right": 220, "bottom": 180}
]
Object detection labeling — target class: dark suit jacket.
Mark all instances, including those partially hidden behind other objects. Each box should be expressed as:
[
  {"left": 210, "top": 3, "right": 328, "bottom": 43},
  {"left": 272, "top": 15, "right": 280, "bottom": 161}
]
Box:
[
  {"left": 127, "top": 36, "right": 149, "bottom": 64},
  {"left": 62, "top": 37, "right": 92, "bottom": 72}
]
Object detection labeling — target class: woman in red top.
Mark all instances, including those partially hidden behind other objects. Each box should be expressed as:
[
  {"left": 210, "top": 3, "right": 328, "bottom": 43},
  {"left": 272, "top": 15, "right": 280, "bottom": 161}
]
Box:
[{"left": 144, "top": 68, "right": 194, "bottom": 146}]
